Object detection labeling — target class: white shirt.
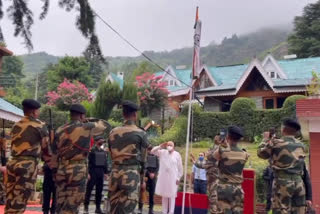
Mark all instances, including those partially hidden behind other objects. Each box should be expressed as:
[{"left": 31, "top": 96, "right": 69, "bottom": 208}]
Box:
[{"left": 151, "top": 146, "right": 183, "bottom": 198}]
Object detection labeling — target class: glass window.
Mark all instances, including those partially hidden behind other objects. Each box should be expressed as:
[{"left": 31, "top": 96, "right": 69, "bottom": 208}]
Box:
[
  {"left": 265, "top": 98, "right": 274, "bottom": 109},
  {"left": 277, "top": 97, "right": 286, "bottom": 108},
  {"left": 170, "top": 80, "right": 174, "bottom": 86}
]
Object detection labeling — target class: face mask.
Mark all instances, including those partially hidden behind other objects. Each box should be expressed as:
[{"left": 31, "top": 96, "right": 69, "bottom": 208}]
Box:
[
  {"left": 167, "top": 146, "right": 173, "bottom": 152},
  {"left": 199, "top": 157, "right": 204, "bottom": 161}
]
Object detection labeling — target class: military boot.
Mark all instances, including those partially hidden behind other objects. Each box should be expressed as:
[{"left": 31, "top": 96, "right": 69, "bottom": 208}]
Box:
[{"left": 95, "top": 207, "right": 103, "bottom": 214}]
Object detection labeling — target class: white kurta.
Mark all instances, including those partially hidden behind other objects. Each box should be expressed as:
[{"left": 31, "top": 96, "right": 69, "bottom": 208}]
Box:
[{"left": 151, "top": 146, "right": 183, "bottom": 198}]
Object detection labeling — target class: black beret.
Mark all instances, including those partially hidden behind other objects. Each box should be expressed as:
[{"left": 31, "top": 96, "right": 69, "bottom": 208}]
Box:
[
  {"left": 122, "top": 100, "right": 139, "bottom": 111},
  {"left": 22, "top": 99, "right": 41, "bottom": 109},
  {"left": 70, "top": 104, "right": 86, "bottom": 114},
  {"left": 228, "top": 125, "right": 244, "bottom": 138},
  {"left": 283, "top": 118, "right": 301, "bottom": 131},
  {"left": 94, "top": 136, "right": 105, "bottom": 142}
]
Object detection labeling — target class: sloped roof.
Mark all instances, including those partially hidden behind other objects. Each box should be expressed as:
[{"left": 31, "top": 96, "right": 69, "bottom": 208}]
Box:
[
  {"left": 156, "top": 68, "right": 192, "bottom": 93},
  {"left": 0, "top": 98, "right": 23, "bottom": 122}
]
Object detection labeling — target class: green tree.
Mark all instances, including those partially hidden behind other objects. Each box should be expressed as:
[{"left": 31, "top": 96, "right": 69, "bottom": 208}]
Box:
[
  {"left": 122, "top": 82, "right": 138, "bottom": 103},
  {"left": 47, "top": 56, "right": 91, "bottom": 90},
  {"left": 1, "top": 56, "right": 24, "bottom": 87},
  {"left": 4, "top": 84, "right": 33, "bottom": 108},
  {"left": 288, "top": 0, "right": 320, "bottom": 57},
  {"left": 0, "top": 1, "right": 103, "bottom": 61},
  {"left": 128, "top": 61, "right": 158, "bottom": 83},
  {"left": 93, "top": 81, "right": 122, "bottom": 120}
]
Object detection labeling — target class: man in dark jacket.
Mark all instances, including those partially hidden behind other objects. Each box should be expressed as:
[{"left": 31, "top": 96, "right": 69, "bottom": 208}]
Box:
[
  {"left": 138, "top": 148, "right": 159, "bottom": 214},
  {"left": 84, "top": 136, "right": 109, "bottom": 214}
]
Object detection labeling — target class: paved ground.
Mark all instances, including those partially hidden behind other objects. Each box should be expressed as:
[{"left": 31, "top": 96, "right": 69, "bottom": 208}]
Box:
[{"left": 0, "top": 204, "right": 162, "bottom": 214}]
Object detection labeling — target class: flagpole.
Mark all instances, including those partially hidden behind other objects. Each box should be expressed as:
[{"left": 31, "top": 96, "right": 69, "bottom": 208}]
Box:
[{"left": 182, "top": 6, "right": 199, "bottom": 214}]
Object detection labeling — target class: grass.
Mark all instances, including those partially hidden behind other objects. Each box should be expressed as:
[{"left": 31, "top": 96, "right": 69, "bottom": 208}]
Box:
[{"left": 176, "top": 141, "right": 269, "bottom": 174}]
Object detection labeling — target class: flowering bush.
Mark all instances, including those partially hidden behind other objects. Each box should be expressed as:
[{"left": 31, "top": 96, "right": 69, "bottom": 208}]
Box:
[
  {"left": 136, "top": 72, "right": 169, "bottom": 116},
  {"left": 47, "top": 79, "right": 92, "bottom": 110}
]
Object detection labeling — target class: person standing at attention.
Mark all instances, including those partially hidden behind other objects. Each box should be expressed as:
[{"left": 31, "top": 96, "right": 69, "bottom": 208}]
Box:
[
  {"left": 108, "top": 100, "right": 151, "bottom": 214},
  {"left": 151, "top": 141, "right": 183, "bottom": 214}
]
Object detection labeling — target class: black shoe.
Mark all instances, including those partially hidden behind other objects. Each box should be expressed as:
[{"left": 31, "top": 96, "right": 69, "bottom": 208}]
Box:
[
  {"left": 43, "top": 211, "right": 49, "bottom": 214},
  {"left": 137, "top": 208, "right": 143, "bottom": 214},
  {"left": 95, "top": 207, "right": 103, "bottom": 214},
  {"left": 148, "top": 208, "right": 154, "bottom": 214}
]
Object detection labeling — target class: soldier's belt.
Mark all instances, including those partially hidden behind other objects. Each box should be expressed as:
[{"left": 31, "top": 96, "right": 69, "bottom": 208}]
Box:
[
  {"left": 274, "top": 171, "right": 301, "bottom": 179},
  {"left": 12, "top": 156, "right": 38, "bottom": 162},
  {"left": 59, "top": 159, "right": 87, "bottom": 164}
]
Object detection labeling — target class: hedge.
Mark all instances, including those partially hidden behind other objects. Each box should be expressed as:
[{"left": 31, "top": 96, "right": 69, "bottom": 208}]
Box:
[
  {"left": 156, "top": 95, "right": 306, "bottom": 143},
  {"left": 39, "top": 105, "right": 69, "bottom": 128},
  {"left": 192, "top": 95, "right": 306, "bottom": 140}
]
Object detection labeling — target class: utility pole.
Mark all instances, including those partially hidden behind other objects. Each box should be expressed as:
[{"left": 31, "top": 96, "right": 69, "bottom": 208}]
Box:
[{"left": 34, "top": 72, "right": 39, "bottom": 100}]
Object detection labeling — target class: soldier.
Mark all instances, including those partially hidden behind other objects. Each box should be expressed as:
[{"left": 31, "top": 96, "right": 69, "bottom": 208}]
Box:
[
  {"left": 5, "top": 99, "right": 52, "bottom": 214},
  {"left": 0, "top": 136, "right": 6, "bottom": 205},
  {"left": 53, "top": 104, "right": 110, "bottom": 214},
  {"left": 258, "top": 119, "right": 307, "bottom": 214},
  {"left": 213, "top": 126, "right": 249, "bottom": 214},
  {"left": 42, "top": 162, "right": 56, "bottom": 214},
  {"left": 108, "top": 100, "right": 151, "bottom": 214},
  {"left": 190, "top": 134, "right": 225, "bottom": 213},
  {"left": 84, "top": 136, "right": 109, "bottom": 214}
]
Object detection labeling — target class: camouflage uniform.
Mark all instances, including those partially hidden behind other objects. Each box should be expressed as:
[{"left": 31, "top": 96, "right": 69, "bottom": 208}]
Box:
[
  {"left": 194, "top": 147, "right": 219, "bottom": 214},
  {"left": 0, "top": 137, "right": 6, "bottom": 204},
  {"left": 108, "top": 120, "right": 151, "bottom": 214},
  {"left": 53, "top": 118, "right": 110, "bottom": 214},
  {"left": 214, "top": 143, "right": 249, "bottom": 214},
  {"left": 258, "top": 136, "right": 306, "bottom": 214},
  {"left": 5, "top": 116, "right": 51, "bottom": 214}
]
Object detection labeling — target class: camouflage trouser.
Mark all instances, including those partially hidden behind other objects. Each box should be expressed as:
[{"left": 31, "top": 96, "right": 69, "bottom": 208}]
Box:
[
  {"left": 216, "top": 183, "right": 244, "bottom": 214},
  {"left": 55, "top": 161, "right": 87, "bottom": 214},
  {"left": 207, "top": 172, "right": 218, "bottom": 214},
  {"left": 0, "top": 173, "right": 5, "bottom": 203},
  {"left": 272, "top": 177, "right": 306, "bottom": 214},
  {"left": 5, "top": 158, "right": 37, "bottom": 214},
  {"left": 109, "top": 166, "right": 140, "bottom": 214}
]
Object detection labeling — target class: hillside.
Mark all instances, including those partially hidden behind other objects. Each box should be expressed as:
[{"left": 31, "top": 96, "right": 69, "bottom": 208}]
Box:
[
  {"left": 20, "top": 52, "right": 59, "bottom": 78},
  {"left": 20, "top": 27, "right": 290, "bottom": 77}
]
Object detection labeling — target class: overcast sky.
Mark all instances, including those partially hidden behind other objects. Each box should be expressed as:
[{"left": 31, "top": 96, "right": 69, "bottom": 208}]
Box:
[{"left": 0, "top": 0, "right": 317, "bottom": 57}]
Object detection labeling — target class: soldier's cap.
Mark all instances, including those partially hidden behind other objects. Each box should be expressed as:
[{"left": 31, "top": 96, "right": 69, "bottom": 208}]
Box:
[
  {"left": 227, "top": 125, "right": 244, "bottom": 138},
  {"left": 22, "top": 99, "right": 41, "bottom": 110},
  {"left": 283, "top": 118, "right": 301, "bottom": 131},
  {"left": 94, "top": 136, "right": 106, "bottom": 142},
  {"left": 122, "top": 100, "right": 139, "bottom": 111},
  {"left": 70, "top": 104, "right": 86, "bottom": 114}
]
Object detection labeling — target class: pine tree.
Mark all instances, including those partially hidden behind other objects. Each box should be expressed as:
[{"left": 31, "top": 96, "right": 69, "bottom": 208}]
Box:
[{"left": 93, "top": 81, "right": 122, "bottom": 120}]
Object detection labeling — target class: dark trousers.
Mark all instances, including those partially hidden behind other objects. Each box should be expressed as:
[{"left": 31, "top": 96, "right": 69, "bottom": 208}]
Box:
[
  {"left": 42, "top": 168, "right": 56, "bottom": 213},
  {"left": 84, "top": 169, "right": 104, "bottom": 208},
  {"left": 194, "top": 179, "right": 207, "bottom": 194},
  {"left": 139, "top": 177, "right": 156, "bottom": 210}
]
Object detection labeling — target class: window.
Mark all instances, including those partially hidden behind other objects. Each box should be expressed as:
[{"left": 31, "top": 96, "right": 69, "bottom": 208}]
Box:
[
  {"left": 264, "top": 98, "right": 274, "bottom": 109},
  {"left": 277, "top": 97, "right": 286, "bottom": 108},
  {"left": 221, "top": 100, "right": 232, "bottom": 112},
  {"left": 270, "top": 72, "right": 275, "bottom": 79},
  {"left": 170, "top": 80, "right": 174, "bottom": 86}
]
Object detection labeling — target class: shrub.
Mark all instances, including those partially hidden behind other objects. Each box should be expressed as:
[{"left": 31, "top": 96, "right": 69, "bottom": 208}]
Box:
[
  {"left": 151, "top": 116, "right": 188, "bottom": 146},
  {"left": 180, "top": 103, "right": 203, "bottom": 116},
  {"left": 282, "top": 95, "right": 306, "bottom": 118},
  {"left": 108, "top": 119, "right": 122, "bottom": 129},
  {"left": 110, "top": 109, "right": 123, "bottom": 122},
  {"left": 39, "top": 105, "right": 69, "bottom": 128}
]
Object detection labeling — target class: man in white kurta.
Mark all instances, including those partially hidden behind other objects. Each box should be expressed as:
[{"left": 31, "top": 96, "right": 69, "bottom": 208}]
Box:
[{"left": 151, "top": 141, "right": 183, "bottom": 214}]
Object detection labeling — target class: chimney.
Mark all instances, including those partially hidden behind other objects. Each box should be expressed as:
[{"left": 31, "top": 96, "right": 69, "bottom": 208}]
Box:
[
  {"left": 284, "top": 54, "right": 297, "bottom": 60},
  {"left": 176, "top": 65, "right": 187, "bottom": 69},
  {"left": 117, "top": 71, "right": 124, "bottom": 80}
]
